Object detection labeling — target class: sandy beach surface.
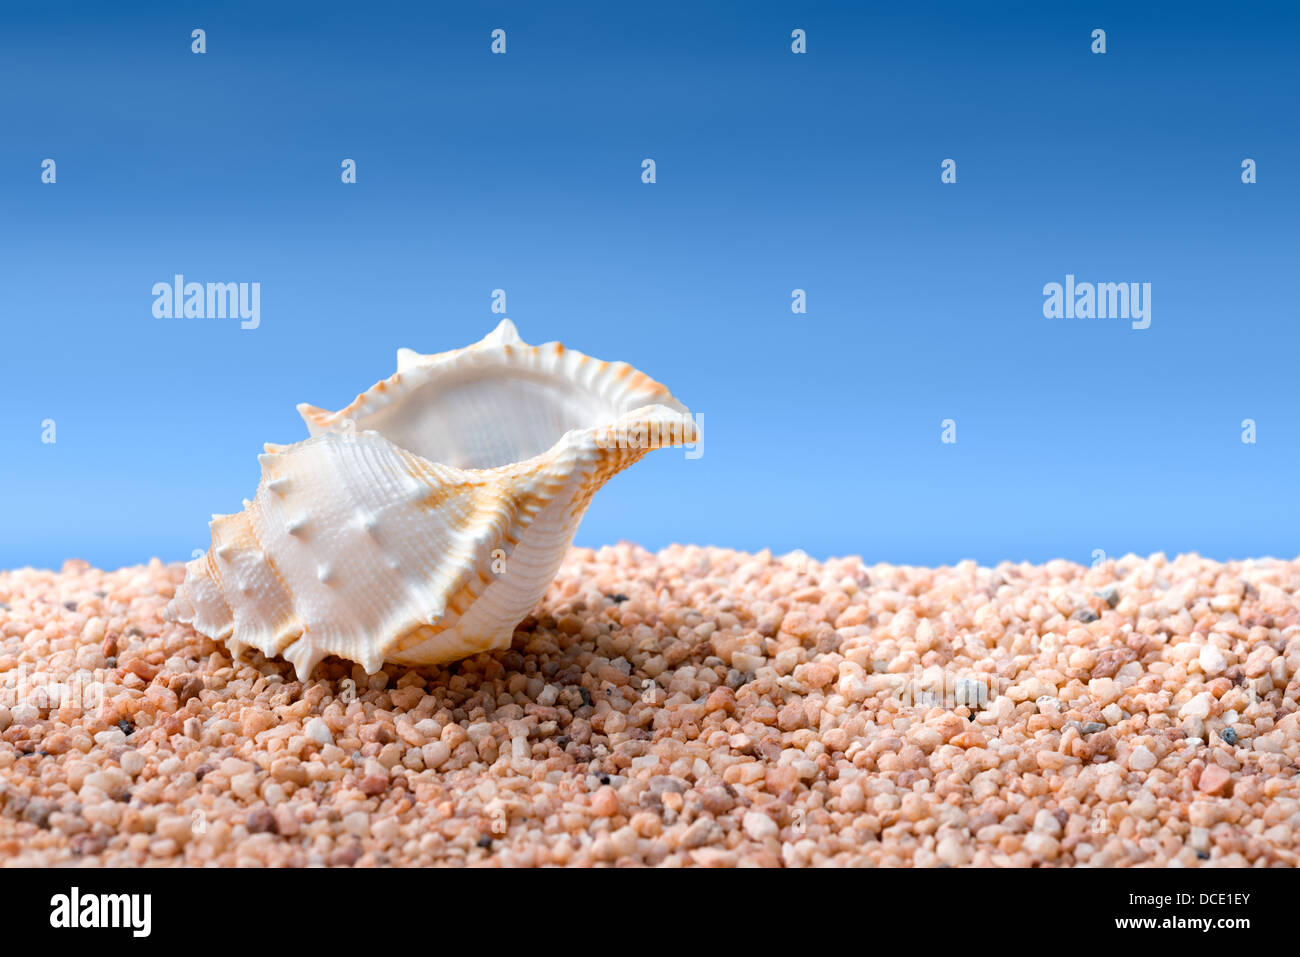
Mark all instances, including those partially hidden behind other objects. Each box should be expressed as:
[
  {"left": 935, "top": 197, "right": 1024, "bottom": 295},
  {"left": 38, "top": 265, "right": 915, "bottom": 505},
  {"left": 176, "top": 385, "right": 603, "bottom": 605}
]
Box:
[{"left": 0, "top": 545, "right": 1296, "bottom": 867}]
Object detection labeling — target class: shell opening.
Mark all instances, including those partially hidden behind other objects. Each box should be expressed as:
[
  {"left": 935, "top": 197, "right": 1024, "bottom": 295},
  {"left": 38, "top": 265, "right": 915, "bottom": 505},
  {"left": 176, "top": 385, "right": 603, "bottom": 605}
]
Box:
[{"left": 348, "top": 365, "right": 684, "bottom": 471}]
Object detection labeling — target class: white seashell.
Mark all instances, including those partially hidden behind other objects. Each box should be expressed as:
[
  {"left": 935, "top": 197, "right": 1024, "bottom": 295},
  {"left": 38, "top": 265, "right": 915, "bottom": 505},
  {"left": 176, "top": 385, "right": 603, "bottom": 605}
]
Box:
[{"left": 165, "top": 320, "right": 697, "bottom": 679}]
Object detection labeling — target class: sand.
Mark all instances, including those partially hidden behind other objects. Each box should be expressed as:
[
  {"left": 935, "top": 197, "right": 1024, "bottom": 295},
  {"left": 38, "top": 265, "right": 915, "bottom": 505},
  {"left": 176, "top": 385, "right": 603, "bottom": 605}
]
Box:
[{"left": 0, "top": 545, "right": 1296, "bottom": 867}]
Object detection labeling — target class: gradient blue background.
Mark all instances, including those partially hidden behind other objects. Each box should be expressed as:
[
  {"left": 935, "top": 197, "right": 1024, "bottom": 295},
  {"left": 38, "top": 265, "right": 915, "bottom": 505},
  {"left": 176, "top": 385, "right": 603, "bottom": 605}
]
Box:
[{"left": 2, "top": 1, "right": 1296, "bottom": 570}]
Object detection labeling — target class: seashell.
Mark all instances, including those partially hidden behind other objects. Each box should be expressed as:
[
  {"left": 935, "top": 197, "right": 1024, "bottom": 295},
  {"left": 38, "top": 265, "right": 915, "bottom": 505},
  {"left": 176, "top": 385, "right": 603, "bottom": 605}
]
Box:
[{"left": 165, "top": 320, "right": 697, "bottom": 679}]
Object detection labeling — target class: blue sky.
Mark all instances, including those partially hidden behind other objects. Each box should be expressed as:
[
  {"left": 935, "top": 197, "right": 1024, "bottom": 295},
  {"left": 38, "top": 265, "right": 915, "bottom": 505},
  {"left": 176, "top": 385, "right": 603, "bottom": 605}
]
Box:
[{"left": 1, "top": 1, "right": 1296, "bottom": 570}]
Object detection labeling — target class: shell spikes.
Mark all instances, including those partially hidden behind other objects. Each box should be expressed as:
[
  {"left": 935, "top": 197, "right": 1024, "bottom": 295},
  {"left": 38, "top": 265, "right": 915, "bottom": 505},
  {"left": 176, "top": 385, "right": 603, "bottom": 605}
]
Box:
[{"left": 165, "top": 320, "right": 698, "bottom": 680}]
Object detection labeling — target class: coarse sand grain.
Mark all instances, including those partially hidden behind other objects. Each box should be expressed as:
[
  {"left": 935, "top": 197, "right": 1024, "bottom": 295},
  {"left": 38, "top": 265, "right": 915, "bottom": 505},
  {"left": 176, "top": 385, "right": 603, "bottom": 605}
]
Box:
[{"left": 0, "top": 545, "right": 1298, "bottom": 867}]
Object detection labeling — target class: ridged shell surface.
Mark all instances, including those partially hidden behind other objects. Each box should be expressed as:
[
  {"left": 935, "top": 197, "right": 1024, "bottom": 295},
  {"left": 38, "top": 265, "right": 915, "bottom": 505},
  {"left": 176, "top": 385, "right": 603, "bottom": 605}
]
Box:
[{"left": 165, "top": 320, "right": 697, "bottom": 679}]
